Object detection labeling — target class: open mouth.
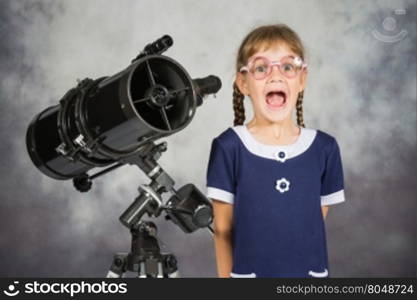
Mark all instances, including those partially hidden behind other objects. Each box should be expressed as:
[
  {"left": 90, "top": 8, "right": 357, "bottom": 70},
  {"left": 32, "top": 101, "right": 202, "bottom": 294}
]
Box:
[{"left": 265, "top": 90, "right": 287, "bottom": 110}]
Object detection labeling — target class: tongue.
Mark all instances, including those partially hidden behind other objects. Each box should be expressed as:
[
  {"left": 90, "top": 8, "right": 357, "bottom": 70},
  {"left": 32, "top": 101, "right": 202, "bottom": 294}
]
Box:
[{"left": 266, "top": 93, "right": 285, "bottom": 108}]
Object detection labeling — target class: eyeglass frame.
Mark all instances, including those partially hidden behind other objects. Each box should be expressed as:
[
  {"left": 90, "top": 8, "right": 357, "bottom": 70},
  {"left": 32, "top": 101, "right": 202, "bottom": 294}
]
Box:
[{"left": 239, "top": 55, "right": 308, "bottom": 80}]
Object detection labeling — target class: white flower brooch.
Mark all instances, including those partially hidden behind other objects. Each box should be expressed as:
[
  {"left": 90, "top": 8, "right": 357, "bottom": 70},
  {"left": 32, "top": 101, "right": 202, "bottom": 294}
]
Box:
[
  {"left": 275, "top": 178, "right": 290, "bottom": 193},
  {"left": 274, "top": 150, "right": 288, "bottom": 163}
]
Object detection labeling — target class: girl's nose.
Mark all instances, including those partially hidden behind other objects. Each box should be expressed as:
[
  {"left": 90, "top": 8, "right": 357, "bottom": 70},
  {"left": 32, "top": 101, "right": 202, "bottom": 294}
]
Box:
[{"left": 268, "top": 65, "right": 285, "bottom": 82}]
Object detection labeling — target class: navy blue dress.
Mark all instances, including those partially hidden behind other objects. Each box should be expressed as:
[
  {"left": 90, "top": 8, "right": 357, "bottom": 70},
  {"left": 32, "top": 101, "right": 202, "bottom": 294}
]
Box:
[{"left": 206, "top": 125, "right": 345, "bottom": 278}]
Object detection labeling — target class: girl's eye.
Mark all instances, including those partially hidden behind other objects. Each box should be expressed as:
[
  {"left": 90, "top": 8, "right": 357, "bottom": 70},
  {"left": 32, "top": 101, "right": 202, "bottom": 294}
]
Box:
[
  {"left": 282, "top": 63, "right": 295, "bottom": 72},
  {"left": 254, "top": 65, "right": 268, "bottom": 73}
]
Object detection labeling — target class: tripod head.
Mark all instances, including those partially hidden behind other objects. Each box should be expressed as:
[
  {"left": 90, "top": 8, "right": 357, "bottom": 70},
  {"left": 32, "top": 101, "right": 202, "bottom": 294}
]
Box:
[{"left": 118, "top": 140, "right": 213, "bottom": 233}]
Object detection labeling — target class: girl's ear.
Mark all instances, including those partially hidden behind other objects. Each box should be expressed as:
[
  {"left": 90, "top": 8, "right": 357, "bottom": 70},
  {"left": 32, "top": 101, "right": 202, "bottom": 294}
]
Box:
[{"left": 235, "top": 72, "right": 250, "bottom": 95}]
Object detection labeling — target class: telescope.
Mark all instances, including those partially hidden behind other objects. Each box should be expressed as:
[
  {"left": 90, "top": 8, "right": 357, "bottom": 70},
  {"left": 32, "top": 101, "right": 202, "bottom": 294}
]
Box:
[
  {"left": 25, "top": 35, "right": 221, "bottom": 277},
  {"left": 26, "top": 35, "right": 220, "bottom": 180}
]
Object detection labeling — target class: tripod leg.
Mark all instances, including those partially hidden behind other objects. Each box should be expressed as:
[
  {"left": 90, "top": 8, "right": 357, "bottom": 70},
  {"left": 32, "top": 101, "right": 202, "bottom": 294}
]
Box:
[
  {"left": 157, "top": 262, "right": 164, "bottom": 278},
  {"left": 106, "top": 253, "right": 127, "bottom": 278},
  {"left": 139, "top": 262, "right": 147, "bottom": 278},
  {"left": 168, "top": 270, "right": 180, "bottom": 278}
]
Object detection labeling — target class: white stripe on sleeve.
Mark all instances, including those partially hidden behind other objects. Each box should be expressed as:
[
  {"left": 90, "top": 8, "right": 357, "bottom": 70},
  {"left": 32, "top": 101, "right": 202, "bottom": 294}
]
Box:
[{"left": 207, "top": 187, "right": 234, "bottom": 204}]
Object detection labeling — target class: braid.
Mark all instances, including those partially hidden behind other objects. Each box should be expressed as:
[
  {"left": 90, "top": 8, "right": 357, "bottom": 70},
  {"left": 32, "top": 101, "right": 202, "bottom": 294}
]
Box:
[
  {"left": 233, "top": 82, "right": 245, "bottom": 126},
  {"left": 296, "top": 90, "right": 305, "bottom": 128}
]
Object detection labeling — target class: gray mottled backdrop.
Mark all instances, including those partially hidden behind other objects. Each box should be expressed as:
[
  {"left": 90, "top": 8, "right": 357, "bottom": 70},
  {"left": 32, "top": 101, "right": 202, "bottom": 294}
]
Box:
[{"left": 0, "top": 0, "right": 415, "bottom": 277}]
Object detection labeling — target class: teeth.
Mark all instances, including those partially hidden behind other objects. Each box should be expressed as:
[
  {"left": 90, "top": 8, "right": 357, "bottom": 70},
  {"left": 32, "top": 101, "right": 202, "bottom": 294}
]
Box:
[{"left": 267, "top": 91, "right": 285, "bottom": 97}]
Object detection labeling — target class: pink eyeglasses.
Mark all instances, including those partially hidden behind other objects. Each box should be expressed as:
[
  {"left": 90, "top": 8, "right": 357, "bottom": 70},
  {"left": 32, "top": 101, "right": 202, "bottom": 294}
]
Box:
[{"left": 239, "top": 55, "right": 307, "bottom": 80}]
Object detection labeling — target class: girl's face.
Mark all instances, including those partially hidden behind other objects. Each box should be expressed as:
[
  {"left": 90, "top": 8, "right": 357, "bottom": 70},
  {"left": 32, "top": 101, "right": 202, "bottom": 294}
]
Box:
[{"left": 236, "top": 43, "right": 308, "bottom": 125}]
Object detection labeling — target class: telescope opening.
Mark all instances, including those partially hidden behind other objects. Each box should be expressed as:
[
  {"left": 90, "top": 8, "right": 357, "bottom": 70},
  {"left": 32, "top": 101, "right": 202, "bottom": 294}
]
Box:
[
  {"left": 130, "top": 57, "right": 195, "bottom": 132},
  {"left": 148, "top": 84, "right": 171, "bottom": 107}
]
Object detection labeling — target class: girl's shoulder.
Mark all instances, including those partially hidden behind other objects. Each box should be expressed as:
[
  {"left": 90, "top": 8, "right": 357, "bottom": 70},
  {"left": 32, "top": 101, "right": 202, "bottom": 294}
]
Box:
[
  {"left": 315, "top": 128, "right": 337, "bottom": 143},
  {"left": 212, "top": 126, "right": 241, "bottom": 149},
  {"left": 314, "top": 128, "right": 342, "bottom": 154}
]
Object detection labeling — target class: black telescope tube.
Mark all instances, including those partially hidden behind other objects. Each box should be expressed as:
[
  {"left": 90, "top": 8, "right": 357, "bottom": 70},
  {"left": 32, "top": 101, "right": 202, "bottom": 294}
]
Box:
[{"left": 26, "top": 55, "right": 199, "bottom": 180}]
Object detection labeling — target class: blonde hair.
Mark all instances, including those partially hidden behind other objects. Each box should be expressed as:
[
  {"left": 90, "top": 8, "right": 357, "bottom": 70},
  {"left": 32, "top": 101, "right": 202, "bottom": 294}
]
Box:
[{"left": 233, "top": 24, "right": 306, "bottom": 127}]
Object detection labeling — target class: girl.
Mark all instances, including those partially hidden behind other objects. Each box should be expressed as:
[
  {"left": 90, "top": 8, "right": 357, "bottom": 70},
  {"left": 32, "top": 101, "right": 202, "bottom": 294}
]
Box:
[{"left": 206, "top": 24, "right": 345, "bottom": 278}]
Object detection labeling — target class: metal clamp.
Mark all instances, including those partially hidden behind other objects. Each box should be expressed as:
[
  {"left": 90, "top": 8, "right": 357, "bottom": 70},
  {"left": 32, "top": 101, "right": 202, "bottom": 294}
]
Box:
[
  {"left": 74, "top": 134, "right": 93, "bottom": 153},
  {"left": 55, "top": 143, "right": 69, "bottom": 156}
]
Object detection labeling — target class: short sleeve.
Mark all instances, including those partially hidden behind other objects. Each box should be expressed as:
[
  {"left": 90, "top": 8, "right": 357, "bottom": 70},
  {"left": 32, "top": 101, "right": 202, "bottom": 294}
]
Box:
[
  {"left": 206, "top": 138, "right": 236, "bottom": 204},
  {"left": 320, "top": 138, "right": 345, "bottom": 206}
]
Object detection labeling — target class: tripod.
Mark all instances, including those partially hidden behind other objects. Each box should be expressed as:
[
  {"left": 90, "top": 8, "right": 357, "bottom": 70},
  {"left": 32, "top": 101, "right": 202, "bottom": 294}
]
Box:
[{"left": 73, "top": 140, "right": 213, "bottom": 278}]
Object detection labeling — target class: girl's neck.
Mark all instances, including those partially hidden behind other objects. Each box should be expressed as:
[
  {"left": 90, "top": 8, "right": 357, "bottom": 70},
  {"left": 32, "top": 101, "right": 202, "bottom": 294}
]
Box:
[{"left": 246, "top": 117, "right": 301, "bottom": 146}]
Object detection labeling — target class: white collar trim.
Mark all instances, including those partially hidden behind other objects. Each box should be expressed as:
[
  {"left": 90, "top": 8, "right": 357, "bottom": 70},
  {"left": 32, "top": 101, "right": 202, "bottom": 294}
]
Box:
[{"left": 232, "top": 125, "right": 317, "bottom": 161}]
